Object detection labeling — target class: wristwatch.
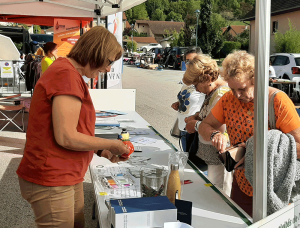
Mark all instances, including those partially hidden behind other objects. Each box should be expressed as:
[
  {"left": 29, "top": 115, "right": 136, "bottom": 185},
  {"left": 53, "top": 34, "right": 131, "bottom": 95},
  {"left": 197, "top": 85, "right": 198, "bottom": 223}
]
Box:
[
  {"left": 210, "top": 131, "right": 221, "bottom": 141},
  {"left": 194, "top": 121, "right": 201, "bottom": 132}
]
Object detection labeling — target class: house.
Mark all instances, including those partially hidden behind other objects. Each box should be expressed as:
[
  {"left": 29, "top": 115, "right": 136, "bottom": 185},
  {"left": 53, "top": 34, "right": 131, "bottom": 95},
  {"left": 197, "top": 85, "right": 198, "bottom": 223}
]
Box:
[
  {"left": 133, "top": 20, "right": 184, "bottom": 43},
  {"left": 124, "top": 36, "right": 158, "bottom": 49},
  {"left": 242, "top": 0, "right": 300, "bottom": 54},
  {"left": 222, "top": 25, "right": 248, "bottom": 40}
]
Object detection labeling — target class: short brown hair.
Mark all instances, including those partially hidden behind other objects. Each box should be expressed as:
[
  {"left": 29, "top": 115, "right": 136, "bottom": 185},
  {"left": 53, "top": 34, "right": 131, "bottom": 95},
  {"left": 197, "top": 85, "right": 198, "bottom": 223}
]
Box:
[
  {"left": 42, "top": 42, "right": 57, "bottom": 55},
  {"left": 183, "top": 54, "right": 219, "bottom": 85},
  {"left": 222, "top": 50, "right": 254, "bottom": 81},
  {"left": 67, "top": 26, "right": 123, "bottom": 69}
]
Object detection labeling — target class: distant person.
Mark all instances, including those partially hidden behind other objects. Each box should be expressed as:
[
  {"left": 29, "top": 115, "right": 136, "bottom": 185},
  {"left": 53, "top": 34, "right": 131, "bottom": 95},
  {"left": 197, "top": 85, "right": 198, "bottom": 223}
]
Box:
[
  {"left": 41, "top": 42, "right": 58, "bottom": 74},
  {"left": 35, "top": 47, "right": 45, "bottom": 56},
  {"left": 171, "top": 47, "right": 205, "bottom": 152}
]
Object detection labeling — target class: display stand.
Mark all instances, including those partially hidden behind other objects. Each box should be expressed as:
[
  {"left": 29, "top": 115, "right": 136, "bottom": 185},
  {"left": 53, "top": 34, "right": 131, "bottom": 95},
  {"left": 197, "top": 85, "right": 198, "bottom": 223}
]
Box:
[{"left": 89, "top": 89, "right": 252, "bottom": 228}]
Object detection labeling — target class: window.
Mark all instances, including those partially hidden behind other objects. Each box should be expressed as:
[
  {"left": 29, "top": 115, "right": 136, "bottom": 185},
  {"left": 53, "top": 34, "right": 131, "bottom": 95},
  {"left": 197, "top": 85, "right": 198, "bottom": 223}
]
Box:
[
  {"left": 272, "top": 21, "right": 278, "bottom": 33},
  {"left": 295, "top": 58, "right": 300, "bottom": 66},
  {"left": 272, "top": 56, "right": 289, "bottom": 66}
]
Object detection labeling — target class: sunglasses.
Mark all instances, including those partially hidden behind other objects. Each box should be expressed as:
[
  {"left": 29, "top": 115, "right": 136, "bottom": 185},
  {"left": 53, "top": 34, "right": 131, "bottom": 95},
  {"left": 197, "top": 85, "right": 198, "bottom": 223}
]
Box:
[
  {"left": 107, "top": 58, "right": 115, "bottom": 66},
  {"left": 185, "top": 59, "right": 191, "bottom": 65}
]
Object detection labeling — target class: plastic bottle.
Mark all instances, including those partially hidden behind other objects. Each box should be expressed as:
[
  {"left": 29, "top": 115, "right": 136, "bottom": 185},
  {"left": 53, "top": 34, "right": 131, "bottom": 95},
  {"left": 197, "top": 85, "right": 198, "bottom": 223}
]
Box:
[
  {"left": 119, "top": 128, "right": 134, "bottom": 158},
  {"left": 120, "top": 128, "right": 130, "bottom": 140},
  {"left": 166, "top": 163, "right": 181, "bottom": 204}
]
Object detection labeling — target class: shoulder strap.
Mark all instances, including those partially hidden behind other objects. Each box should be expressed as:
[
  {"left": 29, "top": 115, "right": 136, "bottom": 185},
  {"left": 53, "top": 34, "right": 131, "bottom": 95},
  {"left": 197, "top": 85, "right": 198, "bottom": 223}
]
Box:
[{"left": 268, "top": 90, "right": 281, "bottom": 129}]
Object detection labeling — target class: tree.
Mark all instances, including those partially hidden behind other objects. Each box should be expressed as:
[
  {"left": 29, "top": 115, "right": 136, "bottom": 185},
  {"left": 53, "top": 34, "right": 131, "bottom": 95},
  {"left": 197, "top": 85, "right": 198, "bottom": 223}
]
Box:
[
  {"left": 152, "top": 9, "right": 167, "bottom": 21},
  {"left": 127, "top": 40, "right": 138, "bottom": 52},
  {"left": 198, "top": 0, "right": 224, "bottom": 55},
  {"left": 165, "top": 11, "right": 183, "bottom": 22},
  {"left": 275, "top": 20, "right": 300, "bottom": 53},
  {"left": 145, "top": 0, "right": 169, "bottom": 20},
  {"left": 33, "top": 25, "right": 41, "bottom": 34},
  {"left": 166, "top": 28, "right": 185, "bottom": 47},
  {"left": 126, "top": 3, "right": 149, "bottom": 24}
]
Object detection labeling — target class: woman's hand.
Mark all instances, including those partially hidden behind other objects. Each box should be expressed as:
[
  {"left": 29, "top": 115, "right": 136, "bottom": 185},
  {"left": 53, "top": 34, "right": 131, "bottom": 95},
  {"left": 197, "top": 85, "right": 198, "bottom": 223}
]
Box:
[
  {"left": 185, "top": 120, "right": 197, "bottom": 134},
  {"left": 234, "top": 156, "right": 245, "bottom": 170},
  {"left": 101, "top": 149, "right": 129, "bottom": 163},
  {"left": 171, "top": 102, "right": 179, "bottom": 111},
  {"left": 185, "top": 113, "right": 198, "bottom": 123},
  {"left": 109, "top": 140, "right": 130, "bottom": 157},
  {"left": 234, "top": 142, "right": 246, "bottom": 170},
  {"left": 211, "top": 133, "right": 228, "bottom": 153}
]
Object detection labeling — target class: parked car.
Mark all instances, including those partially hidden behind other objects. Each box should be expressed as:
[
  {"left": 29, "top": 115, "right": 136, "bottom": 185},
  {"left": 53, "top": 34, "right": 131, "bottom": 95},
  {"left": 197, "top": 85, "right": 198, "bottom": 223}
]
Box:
[
  {"left": 149, "top": 48, "right": 164, "bottom": 63},
  {"left": 30, "top": 34, "right": 53, "bottom": 47},
  {"left": 270, "top": 53, "right": 300, "bottom": 80},
  {"left": 164, "top": 47, "right": 188, "bottom": 70},
  {"left": 140, "top": 43, "right": 162, "bottom": 52},
  {"left": 0, "top": 26, "right": 33, "bottom": 55}
]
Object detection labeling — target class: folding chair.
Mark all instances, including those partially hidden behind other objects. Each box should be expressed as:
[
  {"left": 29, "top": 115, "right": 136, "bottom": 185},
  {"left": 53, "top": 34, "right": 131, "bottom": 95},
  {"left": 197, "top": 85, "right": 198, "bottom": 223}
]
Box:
[{"left": 0, "top": 94, "right": 25, "bottom": 132}]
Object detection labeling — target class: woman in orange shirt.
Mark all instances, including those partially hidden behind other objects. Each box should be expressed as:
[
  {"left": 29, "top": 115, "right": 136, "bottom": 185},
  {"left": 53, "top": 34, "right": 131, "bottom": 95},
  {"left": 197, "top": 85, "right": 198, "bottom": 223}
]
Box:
[
  {"left": 17, "top": 26, "right": 130, "bottom": 228},
  {"left": 198, "top": 50, "right": 300, "bottom": 217}
]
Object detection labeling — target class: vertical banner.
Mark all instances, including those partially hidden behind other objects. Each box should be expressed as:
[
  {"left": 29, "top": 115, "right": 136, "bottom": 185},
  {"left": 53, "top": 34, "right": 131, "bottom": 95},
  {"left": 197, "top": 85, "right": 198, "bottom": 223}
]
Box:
[
  {"left": 107, "top": 12, "right": 123, "bottom": 89},
  {"left": 53, "top": 19, "right": 80, "bottom": 57}
]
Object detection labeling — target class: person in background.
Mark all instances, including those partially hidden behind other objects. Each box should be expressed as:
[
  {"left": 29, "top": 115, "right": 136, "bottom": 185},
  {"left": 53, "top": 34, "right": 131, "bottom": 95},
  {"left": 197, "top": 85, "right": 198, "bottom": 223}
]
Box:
[
  {"left": 35, "top": 47, "right": 45, "bottom": 57},
  {"left": 183, "top": 54, "right": 232, "bottom": 196},
  {"left": 17, "top": 26, "right": 129, "bottom": 228},
  {"left": 41, "top": 42, "right": 58, "bottom": 74},
  {"left": 198, "top": 50, "right": 300, "bottom": 216},
  {"left": 171, "top": 47, "right": 205, "bottom": 152}
]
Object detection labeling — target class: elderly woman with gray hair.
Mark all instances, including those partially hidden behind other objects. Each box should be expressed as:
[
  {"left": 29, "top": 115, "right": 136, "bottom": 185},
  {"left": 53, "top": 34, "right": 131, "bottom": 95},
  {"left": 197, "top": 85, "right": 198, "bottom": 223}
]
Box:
[{"left": 198, "top": 50, "right": 300, "bottom": 217}]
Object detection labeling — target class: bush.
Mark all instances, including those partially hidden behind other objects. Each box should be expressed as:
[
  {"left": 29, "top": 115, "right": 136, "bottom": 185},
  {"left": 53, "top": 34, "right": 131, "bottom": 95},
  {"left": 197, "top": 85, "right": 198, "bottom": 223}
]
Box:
[
  {"left": 220, "top": 41, "right": 241, "bottom": 57},
  {"left": 275, "top": 19, "right": 300, "bottom": 53},
  {"left": 127, "top": 40, "right": 137, "bottom": 52}
]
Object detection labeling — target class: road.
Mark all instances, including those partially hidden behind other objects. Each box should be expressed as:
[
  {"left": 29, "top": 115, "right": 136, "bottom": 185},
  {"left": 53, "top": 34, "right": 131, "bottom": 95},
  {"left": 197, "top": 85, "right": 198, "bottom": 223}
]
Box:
[{"left": 122, "top": 65, "right": 185, "bottom": 148}]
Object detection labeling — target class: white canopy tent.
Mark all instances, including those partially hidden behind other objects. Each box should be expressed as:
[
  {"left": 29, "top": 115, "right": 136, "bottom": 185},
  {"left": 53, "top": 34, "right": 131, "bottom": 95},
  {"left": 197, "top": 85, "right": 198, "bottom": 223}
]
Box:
[
  {"left": 0, "top": 34, "right": 21, "bottom": 60},
  {"left": 0, "top": 0, "right": 146, "bottom": 17}
]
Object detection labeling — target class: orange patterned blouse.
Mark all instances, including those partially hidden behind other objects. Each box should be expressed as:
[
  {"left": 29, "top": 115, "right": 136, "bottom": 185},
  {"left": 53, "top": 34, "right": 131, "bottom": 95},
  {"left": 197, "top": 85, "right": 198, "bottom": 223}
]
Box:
[{"left": 211, "top": 90, "right": 300, "bottom": 196}]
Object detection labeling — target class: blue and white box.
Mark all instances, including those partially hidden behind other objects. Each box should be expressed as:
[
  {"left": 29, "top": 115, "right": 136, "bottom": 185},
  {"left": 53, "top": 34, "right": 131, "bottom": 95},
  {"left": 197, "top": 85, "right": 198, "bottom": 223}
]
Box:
[{"left": 109, "top": 196, "right": 177, "bottom": 228}]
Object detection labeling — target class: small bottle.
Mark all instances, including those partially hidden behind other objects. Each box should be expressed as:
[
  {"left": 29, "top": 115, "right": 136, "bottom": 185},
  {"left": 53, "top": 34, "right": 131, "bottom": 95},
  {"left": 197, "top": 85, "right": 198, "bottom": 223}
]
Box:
[
  {"left": 119, "top": 128, "right": 134, "bottom": 158},
  {"left": 120, "top": 128, "right": 130, "bottom": 141},
  {"left": 166, "top": 163, "right": 181, "bottom": 204}
]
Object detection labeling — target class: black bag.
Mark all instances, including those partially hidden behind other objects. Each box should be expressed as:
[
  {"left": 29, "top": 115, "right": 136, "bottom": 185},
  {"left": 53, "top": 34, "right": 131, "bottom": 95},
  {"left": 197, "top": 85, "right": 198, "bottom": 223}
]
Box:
[{"left": 218, "top": 145, "right": 245, "bottom": 172}]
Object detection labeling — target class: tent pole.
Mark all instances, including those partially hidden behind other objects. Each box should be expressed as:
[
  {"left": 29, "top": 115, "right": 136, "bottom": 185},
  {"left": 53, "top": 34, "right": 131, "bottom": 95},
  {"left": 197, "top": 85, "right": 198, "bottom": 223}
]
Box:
[{"left": 253, "top": 0, "right": 271, "bottom": 222}]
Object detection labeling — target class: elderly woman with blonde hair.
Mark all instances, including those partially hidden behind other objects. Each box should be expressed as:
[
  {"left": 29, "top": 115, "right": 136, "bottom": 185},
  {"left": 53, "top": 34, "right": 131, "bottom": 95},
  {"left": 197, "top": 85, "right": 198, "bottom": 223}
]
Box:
[
  {"left": 183, "top": 54, "right": 233, "bottom": 196},
  {"left": 198, "top": 50, "right": 300, "bottom": 216}
]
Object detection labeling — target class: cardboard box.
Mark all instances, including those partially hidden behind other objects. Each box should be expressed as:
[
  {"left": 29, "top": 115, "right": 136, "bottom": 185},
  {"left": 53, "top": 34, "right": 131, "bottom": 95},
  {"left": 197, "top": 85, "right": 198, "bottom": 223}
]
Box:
[{"left": 110, "top": 197, "right": 177, "bottom": 228}]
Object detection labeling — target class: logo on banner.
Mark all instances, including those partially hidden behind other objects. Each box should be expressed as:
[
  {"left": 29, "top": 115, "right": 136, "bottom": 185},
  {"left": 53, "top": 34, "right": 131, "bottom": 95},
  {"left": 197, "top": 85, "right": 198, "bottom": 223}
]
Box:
[{"left": 55, "top": 21, "right": 65, "bottom": 30}]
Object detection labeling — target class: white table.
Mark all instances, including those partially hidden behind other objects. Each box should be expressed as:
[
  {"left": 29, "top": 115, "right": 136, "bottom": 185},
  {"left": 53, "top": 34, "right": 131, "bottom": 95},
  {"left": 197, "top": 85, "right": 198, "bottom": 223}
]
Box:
[{"left": 89, "top": 111, "right": 252, "bottom": 228}]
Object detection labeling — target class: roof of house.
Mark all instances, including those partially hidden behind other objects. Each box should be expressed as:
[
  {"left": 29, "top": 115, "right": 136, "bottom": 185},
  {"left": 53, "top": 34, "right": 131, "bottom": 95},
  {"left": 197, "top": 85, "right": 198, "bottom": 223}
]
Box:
[
  {"left": 132, "top": 36, "right": 158, "bottom": 43},
  {"left": 242, "top": 0, "right": 300, "bottom": 21},
  {"left": 135, "top": 20, "right": 184, "bottom": 35},
  {"left": 222, "top": 25, "right": 248, "bottom": 36}
]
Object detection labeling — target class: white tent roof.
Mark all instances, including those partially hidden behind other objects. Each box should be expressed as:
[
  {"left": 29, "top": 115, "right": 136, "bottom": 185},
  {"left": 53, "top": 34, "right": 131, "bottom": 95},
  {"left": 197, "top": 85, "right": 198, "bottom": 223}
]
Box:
[
  {"left": 0, "top": 0, "right": 146, "bottom": 18},
  {"left": 0, "top": 34, "right": 20, "bottom": 60}
]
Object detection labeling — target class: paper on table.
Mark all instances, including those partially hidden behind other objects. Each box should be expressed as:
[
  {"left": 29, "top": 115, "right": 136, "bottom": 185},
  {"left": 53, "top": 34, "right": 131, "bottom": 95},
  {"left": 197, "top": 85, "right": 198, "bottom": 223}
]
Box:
[
  {"left": 164, "top": 222, "right": 193, "bottom": 228},
  {"left": 130, "top": 136, "right": 157, "bottom": 145},
  {"left": 95, "top": 118, "right": 120, "bottom": 127},
  {"left": 128, "top": 130, "right": 149, "bottom": 135}
]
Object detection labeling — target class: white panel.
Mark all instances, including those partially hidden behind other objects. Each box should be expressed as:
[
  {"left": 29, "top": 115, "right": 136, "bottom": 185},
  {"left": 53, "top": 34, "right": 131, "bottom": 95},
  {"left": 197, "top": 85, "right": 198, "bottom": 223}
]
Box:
[{"left": 89, "top": 89, "right": 135, "bottom": 111}]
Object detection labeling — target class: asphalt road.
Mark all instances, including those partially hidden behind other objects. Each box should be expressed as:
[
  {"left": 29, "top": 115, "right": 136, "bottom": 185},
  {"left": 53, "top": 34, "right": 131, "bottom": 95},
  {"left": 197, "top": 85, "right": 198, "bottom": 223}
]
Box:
[{"left": 122, "top": 65, "right": 185, "bottom": 149}]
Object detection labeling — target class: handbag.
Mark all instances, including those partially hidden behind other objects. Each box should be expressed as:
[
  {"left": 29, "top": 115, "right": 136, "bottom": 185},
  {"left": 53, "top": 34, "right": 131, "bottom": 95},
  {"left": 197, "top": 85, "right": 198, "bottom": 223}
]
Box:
[
  {"left": 218, "top": 144, "right": 246, "bottom": 172},
  {"left": 218, "top": 90, "right": 281, "bottom": 172},
  {"left": 170, "top": 118, "right": 181, "bottom": 138}
]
